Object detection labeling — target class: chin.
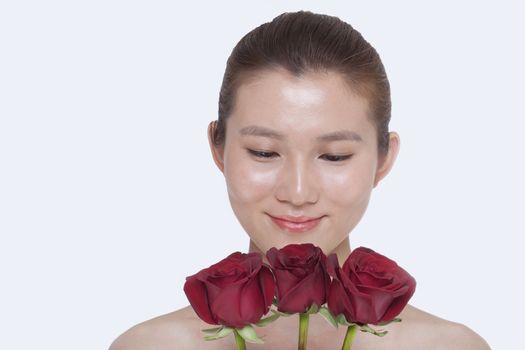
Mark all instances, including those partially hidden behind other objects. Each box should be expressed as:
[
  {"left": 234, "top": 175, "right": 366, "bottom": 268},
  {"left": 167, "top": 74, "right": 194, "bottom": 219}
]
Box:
[
  {"left": 250, "top": 216, "right": 340, "bottom": 254},
  {"left": 262, "top": 234, "right": 332, "bottom": 253}
]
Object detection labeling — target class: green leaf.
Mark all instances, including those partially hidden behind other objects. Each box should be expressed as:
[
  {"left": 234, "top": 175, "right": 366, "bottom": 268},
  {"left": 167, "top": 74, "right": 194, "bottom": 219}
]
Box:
[
  {"left": 376, "top": 318, "right": 402, "bottom": 326},
  {"left": 319, "top": 307, "right": 338, "bottom": 328},
  {"left": 359, "top": 324, "right": 388, "bottom": 337},
  {"left": 255, "top": 312, "right": 281, "bottom": 327},
  {"left": 201, "top": 326, "right": 224, "bottom": 334},
  {"left": 272, "top": 297, "right": 279, "bottom": 306},
  {"left": 237, "top": 325, "right": 265, "bottom": 344},
  {"left": 203, "top": 327, "right": 234, "bottom": 341}
]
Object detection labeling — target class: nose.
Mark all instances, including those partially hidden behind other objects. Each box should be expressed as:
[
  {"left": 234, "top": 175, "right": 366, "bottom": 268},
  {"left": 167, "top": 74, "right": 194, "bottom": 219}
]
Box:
[{"left": 275, "top": 155, "right": 319, "bottom": 206}]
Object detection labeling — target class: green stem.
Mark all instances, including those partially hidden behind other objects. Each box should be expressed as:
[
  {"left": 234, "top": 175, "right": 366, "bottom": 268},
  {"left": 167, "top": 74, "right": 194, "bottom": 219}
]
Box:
[
  {"left": 341, "top": 325, "right": 358, "bottom": 350},
  {"left": 298, "top": 312, "right": 310, "bottom": 350},
  {"left": 233, "top": 329, "right": 246, "bottom": 350}
]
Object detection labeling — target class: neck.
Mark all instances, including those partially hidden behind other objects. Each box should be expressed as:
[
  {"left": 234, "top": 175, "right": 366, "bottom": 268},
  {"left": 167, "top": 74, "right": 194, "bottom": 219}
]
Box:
[{"left": 331, "top": 236, "right": 352, "bottom": 264}]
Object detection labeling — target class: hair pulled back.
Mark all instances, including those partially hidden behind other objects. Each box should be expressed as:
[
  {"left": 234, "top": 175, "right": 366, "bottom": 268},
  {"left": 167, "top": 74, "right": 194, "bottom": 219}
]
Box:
[{"left": 211, "top": 10, "right": 391, "bottom": 157}]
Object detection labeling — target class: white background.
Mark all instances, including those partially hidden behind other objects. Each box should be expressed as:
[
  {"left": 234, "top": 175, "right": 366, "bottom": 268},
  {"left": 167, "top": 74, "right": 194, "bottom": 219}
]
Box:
[{"left": 1, "top": 1, "right": 523, "bottom": 349}]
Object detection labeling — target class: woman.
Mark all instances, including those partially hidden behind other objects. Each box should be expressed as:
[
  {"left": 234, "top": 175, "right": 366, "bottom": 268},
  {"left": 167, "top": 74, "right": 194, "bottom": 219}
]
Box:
[{"left": 110, "top": 10, "right": 490, "bottom": 349}]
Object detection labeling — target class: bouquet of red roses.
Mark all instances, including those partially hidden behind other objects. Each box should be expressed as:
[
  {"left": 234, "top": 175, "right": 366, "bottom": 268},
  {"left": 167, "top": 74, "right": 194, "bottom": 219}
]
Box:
[{"left": 184, "top": 244, "right": 416, "bottom": 350}]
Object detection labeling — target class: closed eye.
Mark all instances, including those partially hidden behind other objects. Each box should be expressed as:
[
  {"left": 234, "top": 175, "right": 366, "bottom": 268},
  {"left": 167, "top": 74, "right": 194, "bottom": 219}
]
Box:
[
  {"left": 247, "top": 149, "right": 279, "bottom": 159},
  {"left": 320, "top": 154, "right": 353, "bottom": 162},
  {"left": 247, "top": 149, "right": 352, "bottom": 162}
]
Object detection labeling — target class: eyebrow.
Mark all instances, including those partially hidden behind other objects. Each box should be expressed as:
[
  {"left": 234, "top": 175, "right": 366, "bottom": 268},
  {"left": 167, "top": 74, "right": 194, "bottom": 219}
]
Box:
[{"left": 239, "top": 125, "right": 363, "bottom": 143}]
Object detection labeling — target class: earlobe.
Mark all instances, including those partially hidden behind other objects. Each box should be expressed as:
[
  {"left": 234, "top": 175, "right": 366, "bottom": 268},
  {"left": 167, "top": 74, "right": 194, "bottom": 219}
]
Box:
[
  {"left": 207, "top": 121, "right": 225, "bottom": 173},
  {"left": 373, "top": 132, "right": 400, "bottom": 188}
]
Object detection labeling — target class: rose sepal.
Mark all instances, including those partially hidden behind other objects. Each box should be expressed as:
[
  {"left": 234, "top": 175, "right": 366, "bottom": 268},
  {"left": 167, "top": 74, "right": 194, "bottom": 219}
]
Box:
[
  {"left": 255, "top": 310, "right": 281, "bottom": 327},
  {"left": 236, "top": 325, "right": 265, "bottom": 344},
  {"left": 272, "top": 303, "right": 320, "bottom": 316},
  {"left": 334, "top": 314, "right": 396, "bottom": 337},
  {"left": 269, "top": 308, "right": 293, "bottom": 317},
  {"left": 305, "top": 303, "right": 319, "bottom": 315},
  {"left": 359, "top": 324, "right": 388, "bottom": 337},
  {"left": 201, "top": 326, "right": 223, "bottom": 334},
  {"left": 376, "top": 317, "right": 402, "bottom": 326},
  {"left": 319, "top": 305, "right": 338, "bottom": 328},
  {"left": 201, "top": 324, "right": 265, "bottom": 344},
  {"left": 202, "top": 326, "right": 234, "bottom": 341}
]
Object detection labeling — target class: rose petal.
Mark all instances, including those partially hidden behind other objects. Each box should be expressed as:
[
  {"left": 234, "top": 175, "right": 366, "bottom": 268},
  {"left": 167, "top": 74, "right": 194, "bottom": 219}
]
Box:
[
  {"left": 183, "top": 277, "right": 217, "bottom": 325},
  {"left": 382, "top": 276, "right": 416, "bottom": 321},
  {"left": 210, "top": 282, "right": 244, "bottom": 328},
  {"left": 327, "top": 278, "right": 355, "bottom": 321},
  {"left": 239, "top": 274, "right": 266, "bottom": 325},
  {"left": 266, "top": 247, "right": 282, "bottom": 268},
  {"left": 259, "top": 265, "right": 276, "bottom": 309},
  {"left": 272, "top": 269, "right": 302, "bottom": 300},
  {"left": 326, "top": 254, "right": 341, "bottom": 278},
  {"left": 277, "top": 263, "right": 329, "bottom": 313}
]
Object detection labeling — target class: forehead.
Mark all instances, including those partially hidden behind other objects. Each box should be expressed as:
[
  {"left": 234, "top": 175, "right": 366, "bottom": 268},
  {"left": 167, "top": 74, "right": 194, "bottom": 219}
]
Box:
[{"left": 229, "top": 68, "right": 373, "bottom": 135}]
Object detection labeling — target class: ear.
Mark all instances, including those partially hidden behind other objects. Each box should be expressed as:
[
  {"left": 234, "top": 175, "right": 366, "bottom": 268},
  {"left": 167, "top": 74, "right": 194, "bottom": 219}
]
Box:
[
  {"left": 207, "top": 121, "right": 225, "bottom": 173},
  {"left": 373, "top": 132, "right": 400, "bottom": 188}
]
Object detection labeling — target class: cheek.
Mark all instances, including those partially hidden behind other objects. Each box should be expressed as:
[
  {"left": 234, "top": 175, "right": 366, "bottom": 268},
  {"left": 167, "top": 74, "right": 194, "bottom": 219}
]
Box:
[
  {"left": 319, "top": 162, "right": 375, "bottom": 209},
  {"left": 224, "top": 153, "right": 279, "bottom": 205}
]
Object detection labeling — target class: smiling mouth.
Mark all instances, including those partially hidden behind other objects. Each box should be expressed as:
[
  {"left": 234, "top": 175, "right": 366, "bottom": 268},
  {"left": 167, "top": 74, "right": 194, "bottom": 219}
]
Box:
[{"left": 268, "top": 214, "right": 324, "bottom": 233}]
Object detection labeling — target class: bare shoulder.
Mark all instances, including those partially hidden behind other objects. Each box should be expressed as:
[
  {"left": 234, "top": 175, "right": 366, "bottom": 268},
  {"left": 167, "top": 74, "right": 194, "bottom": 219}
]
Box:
[
  {"left": 108, "top": 306, "right": 219, "bottom": 350},
  {"left": 395, "top": 304, "right": 491, "bottom": 350}
]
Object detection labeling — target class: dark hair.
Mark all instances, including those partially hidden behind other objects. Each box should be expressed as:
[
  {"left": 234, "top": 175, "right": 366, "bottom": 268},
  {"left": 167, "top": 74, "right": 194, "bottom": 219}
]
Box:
[{"left": 211, "top": 10, "right": 391, "bottom": 157}]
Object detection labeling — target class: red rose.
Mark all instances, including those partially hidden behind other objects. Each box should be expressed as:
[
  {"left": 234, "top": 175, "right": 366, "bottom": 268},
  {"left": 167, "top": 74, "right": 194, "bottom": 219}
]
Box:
[
  {"left": 266, "top": 243, "right": 331, "bottom": 314},
  {"left": 327, "top": 247, "right": 416, "bottom": 325},
  {"left": 184, "top": 252, "right": 275, "bottom": 329}
]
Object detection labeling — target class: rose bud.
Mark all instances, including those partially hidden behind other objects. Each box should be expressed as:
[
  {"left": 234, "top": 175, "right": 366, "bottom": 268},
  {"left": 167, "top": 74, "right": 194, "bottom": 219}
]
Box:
[
  {"left": 184, "top": 252, "right": 275, "bottom": 329},
  {"left": 266, "top": 243, "right": 331, "bottom": 314},
  {"left": 327, "top": 247, "right": 416, "bottom": 325}
]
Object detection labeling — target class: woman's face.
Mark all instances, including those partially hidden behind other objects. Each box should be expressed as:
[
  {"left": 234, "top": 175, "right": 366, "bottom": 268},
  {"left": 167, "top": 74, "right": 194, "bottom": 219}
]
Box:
[{"left": 209, "top": 67, "right": 399, "bottom": 259}]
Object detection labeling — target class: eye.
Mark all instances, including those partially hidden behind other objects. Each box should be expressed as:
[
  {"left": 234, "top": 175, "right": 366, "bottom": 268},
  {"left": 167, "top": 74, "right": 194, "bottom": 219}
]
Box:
[
  {"left": 246, "top": 149, "right": 352, "bottom": 162},
  {"left": 320, "top": 154, "right": 353, "bottom": 162},
  {"left": 247, "top": 149, "right": 279, "bottom": 159}
]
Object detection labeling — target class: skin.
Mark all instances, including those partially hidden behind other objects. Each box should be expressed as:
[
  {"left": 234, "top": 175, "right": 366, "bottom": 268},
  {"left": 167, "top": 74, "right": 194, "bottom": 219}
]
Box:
[{"left": 109, "top": 67, "right": 491, "bottom": 350}]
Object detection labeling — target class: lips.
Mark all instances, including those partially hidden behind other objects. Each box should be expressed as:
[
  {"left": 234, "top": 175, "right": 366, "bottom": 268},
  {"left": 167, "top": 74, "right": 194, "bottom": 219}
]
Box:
[{"left": 268, "top": 214, "right": 324, "bottom": 233}]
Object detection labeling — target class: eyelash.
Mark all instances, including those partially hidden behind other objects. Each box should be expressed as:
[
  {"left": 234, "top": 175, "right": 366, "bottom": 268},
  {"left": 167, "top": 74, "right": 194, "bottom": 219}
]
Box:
[{"left": 247, "top": 149, "right": 353, "bottom": 162}]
